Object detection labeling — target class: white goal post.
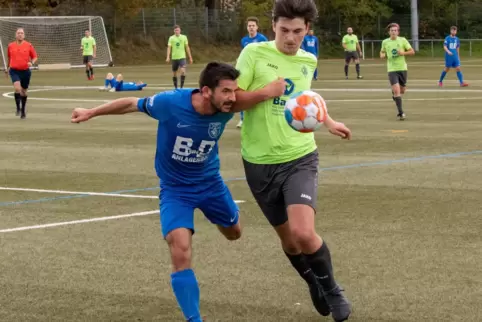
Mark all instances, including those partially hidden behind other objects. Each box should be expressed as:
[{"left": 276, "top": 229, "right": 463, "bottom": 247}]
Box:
[{"left": 0, "top": 16, "right": 113, "bottom": 70}]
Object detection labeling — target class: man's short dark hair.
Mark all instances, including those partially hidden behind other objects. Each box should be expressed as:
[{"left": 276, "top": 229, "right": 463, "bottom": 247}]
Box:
[
  {"left": 451, "top": 26, "right": 457, "bottom": 31},
  {"left": 199, "top": 62, "right": 240, "bottom": 90},
  {"left": 173, "top": 25, "right": 180, "bottom": 29},
  {"left": 246, "top": 16, "right": 259, "bottom": 25},
  {"left": 272, "top": 0, "right": 318, "bottom": 24}
]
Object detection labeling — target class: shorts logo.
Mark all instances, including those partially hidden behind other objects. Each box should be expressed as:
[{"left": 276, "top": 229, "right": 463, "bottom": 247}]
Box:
[
  {"left": 208, "top": 122, "right": 222, "bottom": 139},
  {"left": 301, "top": 193, "right": 312, "bottom": 200},
  {"left": 284, "top": 78, "right": 295, "bottom": 96}
]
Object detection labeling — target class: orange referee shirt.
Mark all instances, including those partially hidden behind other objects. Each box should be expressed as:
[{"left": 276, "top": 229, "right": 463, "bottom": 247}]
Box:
[{"left": 7, "top": 41, "right": 37, "bottom": 70}]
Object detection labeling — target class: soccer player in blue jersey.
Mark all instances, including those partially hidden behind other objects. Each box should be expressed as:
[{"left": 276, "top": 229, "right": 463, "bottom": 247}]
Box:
[
  {"left": 101, "top": 73, "right": 147, "bottom": 92},
  {"left": 237, "top": 16, "right": 268, "bottom": 128},
  {"left": 71, "top": 62, "right": 285, "bottom": 322},
  {"left": 439, "top": 26, "right": 469, "bottom": 87},
  {"left": 302, "top": 29, "right": 319, "bottom": 80}
]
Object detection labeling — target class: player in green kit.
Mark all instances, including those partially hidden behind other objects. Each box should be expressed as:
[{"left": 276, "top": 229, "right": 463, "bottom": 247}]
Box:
[
  {"left": 380, "top": 23, "right": 415, "bottom": 120},
  {"left": 233, "top": 0, "right": 352, "bottom": 321},
  {"left": 81, "top": 29, "right": 96, "bottom": 80},
  {"left": 166, "top": 25, "right": 193, "bottom": 89},
  {"left": 342, "top": 27, "right": 363, "bottom": 79}
]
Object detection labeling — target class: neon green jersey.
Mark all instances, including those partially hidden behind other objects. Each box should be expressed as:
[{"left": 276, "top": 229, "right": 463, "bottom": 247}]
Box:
[
  {"left": 168, "top": 35, "right": 189, "bottom": 60},
  {"left": 342, "top": 34, "right": 358, "bottom": 51},
  {"left": 236, "top": 41, "right": 318, "bottom": 164},
  {"left": 381, "top": 37, "right": 412, "bottom": 72},
  {"left": 81, "top": 36, "right": 96, "bottom": 56}
]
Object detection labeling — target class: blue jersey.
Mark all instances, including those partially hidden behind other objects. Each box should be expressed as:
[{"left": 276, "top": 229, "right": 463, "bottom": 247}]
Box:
[
  {"left": 302, "top": 35, "right": 319, "bottom": 56},
  {"left": 136, "top": 89, "right": 233, "bottom": 191},
  {"left": 241, "top": 33, "right": 268, "bottom": 48},
  {"left": 444, "top": 36, "right": 460, "bottom": 58}
]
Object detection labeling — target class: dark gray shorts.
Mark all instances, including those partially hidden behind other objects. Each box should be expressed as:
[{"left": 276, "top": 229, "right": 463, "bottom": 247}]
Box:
[
  {"left": 388, "top": 71, "right": 407, "bottom": 87},
  {"left": 243, "top": 150, "right": 319, "bottom": 227},
  {"left": 345, "top": 51, "right": 359, "bottom": 62},
  {"left": 171, "top": 58, "right": 186, "bottom": 72},
  {"left": 83, "top": 55, "right": 93, "bottom": 64}
]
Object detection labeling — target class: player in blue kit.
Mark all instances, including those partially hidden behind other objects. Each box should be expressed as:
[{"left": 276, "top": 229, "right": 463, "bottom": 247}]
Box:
[
  {"left": 101, "top": 72, "right": 147, "bottom": 92},
  {"left": 302, "top": 29, "right": 319, "bottom": 80},
  {"left": 439, "top": 26, "right": 469, "bottom": 87},
  {"left": 237, "top": 16, "right": 268, "bottom": 128},
  {"left": 71, "top": 62, "right": 246, "bottom": 322}
]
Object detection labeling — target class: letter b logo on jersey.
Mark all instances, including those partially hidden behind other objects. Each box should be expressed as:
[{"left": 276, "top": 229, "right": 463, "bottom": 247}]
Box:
[{"left": 172, "top": 136, "right": 215, "bottom": 163}]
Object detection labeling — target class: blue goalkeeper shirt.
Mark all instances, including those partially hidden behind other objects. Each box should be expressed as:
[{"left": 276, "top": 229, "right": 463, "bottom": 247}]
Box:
[
  {"left": 302, "top": 35, "right": 319, "bottom": 57},
  {"left": 241, "top": 33, "right": 268, "bottom": 48},
  {"left": 444, "top": 35, "right": 460, "bottom": 59},
  {"left": 136, "top": 89, "right": 233, "bottom": 192}
]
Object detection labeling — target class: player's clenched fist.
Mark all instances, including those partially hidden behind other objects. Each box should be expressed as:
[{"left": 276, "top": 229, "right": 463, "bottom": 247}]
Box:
[
  {"left": 327, "top": 121, "right": 352, "bottom": 140},
  {"left": 71, "top": 108, "right": 92, "bottom": 123}
]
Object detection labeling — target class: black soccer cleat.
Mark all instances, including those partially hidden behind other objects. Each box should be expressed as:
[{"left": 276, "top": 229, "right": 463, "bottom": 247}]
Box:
[
  {"left": 15, "top": 109, "right": 19, "bottom": 116},
  {"left": 308, "top": 282, "right": 330, "bottom": 316},
  {"left": 397, "top": 113, "right": 406, "bottom": 121},
  {"left": 323, "top": 285, "right": 352, "bottom": 322},
  {"left": 357, "top": 75, "right": 363, "bottom": 79}
]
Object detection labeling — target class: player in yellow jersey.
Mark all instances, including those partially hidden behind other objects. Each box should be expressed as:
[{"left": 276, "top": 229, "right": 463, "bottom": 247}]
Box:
[
  {"left": 342, "top": 27, "right": 363, "bottom": 79},
  {"left": 81, "top": 29, "right": 96, "bottom": 80},
  {"left": 380, "top": 23, "right": 415, "bottom": 120},
  {"left": 166, "top": 25, "right": 193, "bottom": 89},
  {"left": 232, "top": 0, "right": 352, "bottom": 320}
]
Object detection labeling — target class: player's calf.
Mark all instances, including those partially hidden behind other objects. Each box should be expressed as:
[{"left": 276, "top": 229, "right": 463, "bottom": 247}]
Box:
[{"left": 166, "top": 228, "right": 203, "bottom": 322}]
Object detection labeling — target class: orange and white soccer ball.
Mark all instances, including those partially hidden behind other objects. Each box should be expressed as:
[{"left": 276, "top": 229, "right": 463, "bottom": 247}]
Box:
[{"left": 284, "top": 90, "right": 328, "bottom": 133}]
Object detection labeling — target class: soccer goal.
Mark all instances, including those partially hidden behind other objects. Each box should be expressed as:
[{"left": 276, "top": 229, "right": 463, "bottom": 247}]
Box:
[{"left": 0, "top": 16, "right": 113, "bottom": 70}]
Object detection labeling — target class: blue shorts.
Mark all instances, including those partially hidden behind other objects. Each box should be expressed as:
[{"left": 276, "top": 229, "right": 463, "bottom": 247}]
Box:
[
  {"left": 9, "top": 68, "right": 31, "bottom": 89},
  {"left": 159, "top": 179, "right": 239, "bottom": 238},
  {"left": 445, "top": 57, "right": 460, "bottom": 68}
]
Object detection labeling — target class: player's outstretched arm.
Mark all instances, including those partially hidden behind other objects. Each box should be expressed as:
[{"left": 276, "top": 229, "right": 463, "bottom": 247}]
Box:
[
  {"left": 71, "top": 97, "right": 139, "bottom": 123},
  {"left": 232, "top": 77, "right": 286, "bottom": 112}
]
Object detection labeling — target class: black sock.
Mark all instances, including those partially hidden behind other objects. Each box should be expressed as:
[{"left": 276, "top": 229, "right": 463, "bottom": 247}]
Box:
[
  {"left": 180, "top": 75, "right": 186, "bottom": 88},
  {"left": 305, "top": 242, "right": 337, "bottom": 292},
  {"left": 86, "top": 69, "right": 90, "bottom": 78},
  {"left": 355, "top": 63, "right": 360, "bottom": 76},
  {"left": 173, "top": 76, "right": 178, "bottom": 89},
  {"left": 90, "top": 67, "right": 94, "bottom": 75},
  {"left": 20, "top": 95, "right": 27, "bottom": 114},
  {"left": 284, "top": 251, "right": 318, "bottom": 285},
  {"left": 344, "top": 65, "right": 348, "bottom": 76},
  {"left": 394, "top": 96, "right": 403, "bottom": 115},
  {"left": 14, "top": 93, "right": 21, "bottom": 111}
]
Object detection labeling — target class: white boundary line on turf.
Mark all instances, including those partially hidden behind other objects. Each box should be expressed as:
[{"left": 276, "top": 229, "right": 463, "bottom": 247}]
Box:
[
  {"left": 3, "top": 86, "right": 482, "bottom": 104},
  {"left": 0, "top": 210, "right": 160, "bottom": 233},
  {"left": 0, "top": 186, "right": 157, "bottom": 199},
  {"left": 0, "top": 186, "right": 246, "bottom": 203}
]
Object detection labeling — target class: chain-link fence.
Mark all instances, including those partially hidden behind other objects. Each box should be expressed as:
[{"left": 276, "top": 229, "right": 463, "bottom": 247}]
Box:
[{"left": 0, "top": 5, "right": 481, "bottom": 48}]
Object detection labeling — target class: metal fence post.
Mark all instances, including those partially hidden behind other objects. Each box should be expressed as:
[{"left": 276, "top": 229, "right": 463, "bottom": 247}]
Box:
[
  {"left": 205, "top": 7, "right": 209, "bottom": 41},
  {"left": 469, "top": 40, "right": 472, "bottom": 57},
  {"left": 431, "top": 39, "right": 434, "bottom": 57},
  {"left": 142, "top": 8, "right": 146, "bottom": 37},
  {"left": 173, "top": 8, "right": 176, "bottom": 26}
]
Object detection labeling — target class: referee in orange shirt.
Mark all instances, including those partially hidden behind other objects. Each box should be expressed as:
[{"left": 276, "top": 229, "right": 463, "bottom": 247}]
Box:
[{"left": 6, "top": 28, "right": 38, "bottom": 119}]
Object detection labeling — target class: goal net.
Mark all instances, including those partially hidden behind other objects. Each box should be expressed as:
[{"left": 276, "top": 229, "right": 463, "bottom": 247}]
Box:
[{"left": 0, "top": 16, "right": 113, "bottom": 70}]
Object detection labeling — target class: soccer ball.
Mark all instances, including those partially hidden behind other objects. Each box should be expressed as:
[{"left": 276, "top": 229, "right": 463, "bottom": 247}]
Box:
[{"left": 284, "top": 90, "right": 328, "bottom": 133}]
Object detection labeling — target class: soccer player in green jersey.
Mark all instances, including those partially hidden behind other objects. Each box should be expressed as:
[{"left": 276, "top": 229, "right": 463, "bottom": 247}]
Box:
[
  {"left": 81, "top": 29, "right": 96, "bottom": 80},
  {"left": 380, "top": 23, "right": 415, "bottom": 120},
  {"left": 342, "top": 27, "right": 363, "bottom": 79},
  {"left": 166, "top": 25, "right": 193, "bottom": 89},
  {"left": 233, "top": 0, "right": 352, "bottom": 320}
]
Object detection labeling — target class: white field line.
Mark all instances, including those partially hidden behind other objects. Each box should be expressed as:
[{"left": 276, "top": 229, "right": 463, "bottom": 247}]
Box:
[
  {"left": 0, "top": 210, "right": 160, "bottom": 233},
  {"left": 0, "top": 186, "right": 158, "bottom": 199}
]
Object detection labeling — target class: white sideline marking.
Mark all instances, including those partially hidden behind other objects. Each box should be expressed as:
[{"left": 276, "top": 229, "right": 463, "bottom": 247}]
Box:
[
  {"left": 3, "top": 85, "right": 482, "bottom": 104},
  {"left": 0, "top": 210, "right": 160, "bottom": 233},
  {"left": 0, "top": 186, "right": 158, "bottom": 199}
]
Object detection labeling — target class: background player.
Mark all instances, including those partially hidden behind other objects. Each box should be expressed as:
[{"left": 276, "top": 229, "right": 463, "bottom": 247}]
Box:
[
  {"left": 342, "top": 27, "right": 363, "bottom": 79},
  {"left": 380, "top": 23, "right": 415, "bottom": 121},
  {"left": 439, "top": 26, "right": 469, "bottom": 87},
  {"left": 301, "top": 29, "right": 319, "bottom": 80},
  {"left": 71, "top": 62, "right": 245, "bottom": 322},
  {"left": 6, "top": 27, "right": 37, "bottom": 119},
  {"left": 237, "top": 16, "right": 268, "bottom": 128},
  {"left": 81, "top": 29, "right": 96, "bottom": 80},
  {"left": 233, "top": 0, "right": 352, "bottom": 320},
  {"left": 166, "top": 25, "right": 193, "bottom": 89},
  {"left": 101, "top": 72, "right": 147, "bottom": 92}
]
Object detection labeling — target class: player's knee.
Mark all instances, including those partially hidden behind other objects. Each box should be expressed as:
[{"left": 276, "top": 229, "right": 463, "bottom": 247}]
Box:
[
  {"left": 218, "top": 223, "right": 242, "bottom": 241},
  {"left": 166, "top": 229, "right": 192, "bottom": 269},
  {"left": 290, "top": 226, "right": 317, "bottom": 249}
]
